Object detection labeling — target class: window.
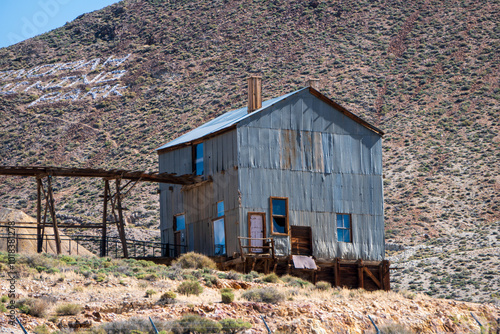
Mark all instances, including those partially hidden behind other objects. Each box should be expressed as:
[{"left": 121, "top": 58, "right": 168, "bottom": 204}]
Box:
[
  {"left": 270, "top": 197, "right": 289, "bottom": 235},
  {"left": 193, "top": 143, "right": 204, "bottom": 175},
  {"left": 214, "top": 201, "right": 225, "bottom": 255},
  {"left": 217, "top": 201, "right": 224, "bottom": 217},
  {"left": 337, "top": 214, "right": 352, "bottom": 243},
  {"left": 174, "top": 214, "right": 185, "bottom": 231}
]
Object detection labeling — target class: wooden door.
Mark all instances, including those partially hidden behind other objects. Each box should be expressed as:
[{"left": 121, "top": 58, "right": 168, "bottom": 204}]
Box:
[
  {"left": 291, "top": 226, "right": 312, "bottom": 256},
  {"left": 248, "top": 212, "right": 266, "bottom": 253}
]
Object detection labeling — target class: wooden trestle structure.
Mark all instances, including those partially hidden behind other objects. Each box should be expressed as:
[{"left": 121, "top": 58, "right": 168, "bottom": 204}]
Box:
[
  {"left": 0, "top": 166, "right": 199, "bottom": 257},
  {"left": 222, "top": 236, "right": 390, "bottom": 291}
]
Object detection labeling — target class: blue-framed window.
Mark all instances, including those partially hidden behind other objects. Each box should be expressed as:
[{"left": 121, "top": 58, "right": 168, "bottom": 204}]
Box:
[
  {"left": 193, "top": 143, "right": 204, "bottom": 175},
  {"left": 271, "top": 197, "right": 288, "bottom": 235},
  {"left": 337, "top": 214, "right": 352, "bottom": 243}
]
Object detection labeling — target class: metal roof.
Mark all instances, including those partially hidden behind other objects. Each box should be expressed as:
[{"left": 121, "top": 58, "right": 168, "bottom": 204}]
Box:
[
  {"left": 156, "top": 87, "right": 384, "bottom": 152},
  {"left": 156, "top": 88, "right": 307, "bottom": 151}
]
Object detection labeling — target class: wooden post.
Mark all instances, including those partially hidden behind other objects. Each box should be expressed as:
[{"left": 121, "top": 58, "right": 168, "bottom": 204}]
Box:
[
  {"left": 383, "top": 260, "right": 390, "bottom": 291},
  {"left": 47, "top": 176, "right": 61, "bottom": 255},
  {"left": 100, "top": 179, "right": 109, "bottom": 257},
  {"left": 36, "top": 178, "right": 42, "bottom": 253},
  {"left": 115, "top": 179, "right": 128, "bottom": 258},
  {"left": 357, "top": 259, "right": 364, "bottom": 289},
  {"left": 379, "top": 262, "right": 384, "bottom": 290},
  {"left": 334, "top": 258, "right": 340, "bottom": 287}
]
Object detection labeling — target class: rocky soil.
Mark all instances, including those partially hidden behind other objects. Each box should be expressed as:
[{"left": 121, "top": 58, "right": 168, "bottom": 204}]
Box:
[{"left": 1, "top": 273, "right": 499, "bottom": 333}]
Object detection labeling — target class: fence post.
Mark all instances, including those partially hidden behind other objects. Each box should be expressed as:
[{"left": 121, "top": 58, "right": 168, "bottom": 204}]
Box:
[
  {"left": 149, "top": 316, "right": 159, "bottom": 334},
  {"left": 471, "top": 312, "right": 483, "bottom": 333},
  {"left": 368, "top": 315, "right": 380, "bottom": 334},
  {"left": 16, "top": 317, "right": 28, "bottom": 334},
  {"left": 260, "top": 315, "right": 271, "bottom": 334}
]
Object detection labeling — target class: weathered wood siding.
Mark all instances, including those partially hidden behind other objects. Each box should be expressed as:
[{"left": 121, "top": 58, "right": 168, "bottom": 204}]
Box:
[
  {"left": 158, "top": 130, "right": 239, "bottom": 256},
  {"left": 237, "top": 89, "right": 384, "bottom": 260}
]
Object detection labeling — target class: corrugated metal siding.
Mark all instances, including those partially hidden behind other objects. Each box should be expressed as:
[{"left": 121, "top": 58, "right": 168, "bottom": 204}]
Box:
[
  {"left": 159, "top": 130, "right": 239, "bottom": 256},
  {"left": 237, "top": 89, "right": 384, "bottom": 261}
]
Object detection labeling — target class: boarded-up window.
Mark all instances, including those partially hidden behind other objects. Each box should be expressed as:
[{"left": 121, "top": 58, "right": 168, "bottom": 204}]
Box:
[
  {"left": 337, "top": 214, "right": 352, "bottom": 243},
  {"left": 271, "top": 197, "right": 289, "bottom": 235}
]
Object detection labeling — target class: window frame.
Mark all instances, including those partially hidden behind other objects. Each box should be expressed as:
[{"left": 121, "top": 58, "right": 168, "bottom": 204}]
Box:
[
  {"left": 270, "top": 196, "right": 289, "bottom": 236},
  {"left": 336, "top": 213, "right": 352, "bottom": 243}
]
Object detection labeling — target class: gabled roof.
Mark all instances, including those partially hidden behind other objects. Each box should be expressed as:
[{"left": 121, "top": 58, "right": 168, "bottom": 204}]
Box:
[{"left": 156, "top": 87, "right": 383, "bottom": 153}]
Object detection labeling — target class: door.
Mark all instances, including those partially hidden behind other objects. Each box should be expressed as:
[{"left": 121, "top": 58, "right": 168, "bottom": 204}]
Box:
[
  {"left": 248, "top": 212, "right": 266, "bottom": 253},
  {"left": 291, "top": 225, "right": 312, "bottom": 256}
]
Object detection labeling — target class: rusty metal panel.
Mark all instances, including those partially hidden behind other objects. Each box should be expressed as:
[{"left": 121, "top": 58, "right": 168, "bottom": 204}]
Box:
[
  {"left": 301, "top": 131, "right": 313, "bottom": 171},
  {"left": 312, "top": 132, "right": 324, "bottom": 172},
  {"left": 292, "top": 255, "right": 317, "bottom": 269}
]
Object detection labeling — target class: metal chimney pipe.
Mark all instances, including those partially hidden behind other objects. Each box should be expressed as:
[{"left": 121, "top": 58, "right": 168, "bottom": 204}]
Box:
[{"left": 247, "top": 76, "right": 262, "bottom": 113}]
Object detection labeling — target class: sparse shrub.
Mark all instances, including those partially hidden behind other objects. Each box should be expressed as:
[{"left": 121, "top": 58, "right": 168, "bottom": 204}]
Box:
[
  {"left": 145, "top": 289, "right": 157, "bottom": 298},
  {"left": 219, "top": 318, "right": 252, "bottom": 333},
  {"left": 203, "top": 274, "right": 218, "bottom": 287},
  {"left": 158, "top": 291, "right": 177, "bottom": 305},
  {"left": 16, "top": 298, "right": 52, "bottom": 318},
  {"left": 171, "top": 314, "right": 222, "bottom": 334},
  {"left": 281, "top": 275, "right": 310, "bottom": 288},
  {"left": 262, "top": 273, "right": 279, "bottom": 283},
  {"left": 33, "top": 325, "right": 50, "bottom": 334},
  {"left": 220, "top": 288, "right": 235, "bottom": 304},
  {"left": 400, "top": 290, "right": 416, "bottom": 300},
  {"left": 99, "top": 317, "right": 171, "bottom": 333},
  {"left": 315, "top": 281, "right": 331, "bottom": 290},
  {"left": 55, "top": 303, "right": 82, "bottom": 316},
  {"left": 378, "top": 322, "right": 416, "bottom": 333},
  {"left": 225, "top": 270, "right": 241, "bottom": 280},
  {"left": 173, "top": 252, "right": 217, "bottom": 270},
  {"left": 95, "top": 273, "right": 107, "bottom": 282},
  {"left": 241, "top": 287, "right": 284, "bottom": 304},
  {"left": 1, "top": 295, "right": 9, "bottom": 303},
  {"left": 59, "top": 255, "right": 76, "bottom": 264},
  {"left": 177, "top": 281, "right": 203, "bottom": 296},
  {"left": 145, "top": 273, "right": 158, "bottom": 281}
]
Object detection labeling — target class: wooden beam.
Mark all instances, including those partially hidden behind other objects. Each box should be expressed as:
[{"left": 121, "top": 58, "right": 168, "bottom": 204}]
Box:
[
  {"left": 47, "top": 176, "right": 61, "bottom": 254},
  {"left": 115, "top": 178, "right": 128, "bottom": 258},
  {"left": 363, "top": 266, "right": 381, "bottom": 288},
  {"left": 36, "top": 178, "right": 42, "bottom": 253},
  {"left": 357, "top": 259, "right": 364, "bottom": 289},
  {"left": 100, "top": 179, "right": 109, "bottom": 257},
  {"left": 334, "top": 258, "right": 340, "bottom": 287}
]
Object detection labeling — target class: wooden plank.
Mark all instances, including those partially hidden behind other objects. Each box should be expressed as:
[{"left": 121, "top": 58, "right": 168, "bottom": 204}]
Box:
[
  {"left": 357, "top": 259, "right": 364, "bottom": 289},
  {"left": 363, "top": 266, "right": 381, "bottom": 288},
  {"left": 334, "top": 258, "right": 340, "bottom": 287},
  {"left": 47, "top": 176, "right": 61, "bottom": 255}
]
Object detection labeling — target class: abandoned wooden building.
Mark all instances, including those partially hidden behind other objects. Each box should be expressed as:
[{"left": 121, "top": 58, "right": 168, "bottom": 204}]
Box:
[{"left": 156, "top": 77, "right": 389, "bottom": 290}]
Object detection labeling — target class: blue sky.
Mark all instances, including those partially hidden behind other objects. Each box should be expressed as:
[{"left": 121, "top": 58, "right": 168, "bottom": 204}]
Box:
[{"left": 0, "top": 0, "right": 121, "bottom": 49}]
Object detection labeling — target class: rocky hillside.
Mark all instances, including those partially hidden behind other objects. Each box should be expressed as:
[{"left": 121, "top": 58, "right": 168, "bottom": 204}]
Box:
[
  {"left": 1, "top": 253, "right": 499, "bottom": 333},
  {"left": 0, "top": 0, "right": 498, "bottom": 302}
]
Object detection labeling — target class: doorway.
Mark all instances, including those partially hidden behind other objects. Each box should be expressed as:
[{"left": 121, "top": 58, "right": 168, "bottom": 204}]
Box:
[{"left": 248, "top": 212, "right": 266, "bottom": 253}]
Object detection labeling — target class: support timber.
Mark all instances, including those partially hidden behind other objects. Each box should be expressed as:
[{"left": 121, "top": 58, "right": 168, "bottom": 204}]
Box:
[{"left": 1, "top": 166, "right": 199, "bottom": 258}]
